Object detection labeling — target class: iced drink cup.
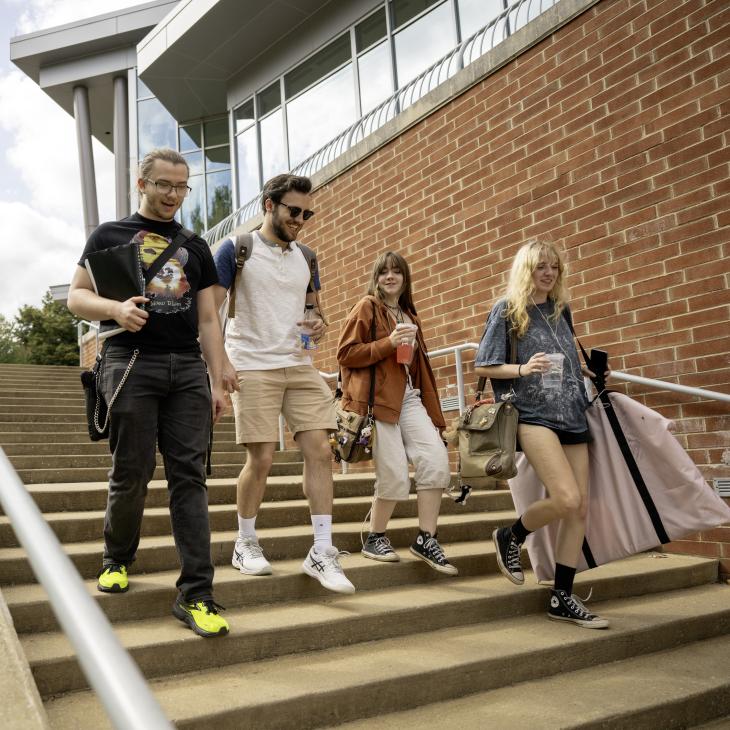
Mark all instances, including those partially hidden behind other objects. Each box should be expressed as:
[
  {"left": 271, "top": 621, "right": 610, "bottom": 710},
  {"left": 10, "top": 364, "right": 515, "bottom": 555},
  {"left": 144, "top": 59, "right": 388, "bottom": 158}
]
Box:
[
  {"left": 542, "top": 353, "right": 564, "bottom": 389},
  {"left": 396, "top": 323, "right": 417, "bottom": 365}
]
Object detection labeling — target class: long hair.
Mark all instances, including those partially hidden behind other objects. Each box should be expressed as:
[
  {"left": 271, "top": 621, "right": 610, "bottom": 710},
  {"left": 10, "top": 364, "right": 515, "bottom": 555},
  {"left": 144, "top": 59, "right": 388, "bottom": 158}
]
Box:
[
  {"left": 503, "top": 240, "right": 569, "bottom": 338},
  {"left": 367, "top": 251, "right": 417, "bottom": 315}
]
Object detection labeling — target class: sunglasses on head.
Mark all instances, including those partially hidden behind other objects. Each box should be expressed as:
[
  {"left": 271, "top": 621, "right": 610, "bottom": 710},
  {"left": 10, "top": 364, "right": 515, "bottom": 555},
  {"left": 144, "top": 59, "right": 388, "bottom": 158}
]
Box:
[{"left": 276, "top": 201, "right": 315, "bottom": 221}]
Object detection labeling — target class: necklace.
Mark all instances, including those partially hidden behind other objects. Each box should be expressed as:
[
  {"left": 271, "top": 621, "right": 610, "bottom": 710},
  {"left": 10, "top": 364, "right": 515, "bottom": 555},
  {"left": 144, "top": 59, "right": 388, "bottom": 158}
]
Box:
[
  {"left": 531, "top": 298, "right": 580, "bottom": 384},
  {"left": 385, "top": 303, "right": 403, "bottom": 323}
]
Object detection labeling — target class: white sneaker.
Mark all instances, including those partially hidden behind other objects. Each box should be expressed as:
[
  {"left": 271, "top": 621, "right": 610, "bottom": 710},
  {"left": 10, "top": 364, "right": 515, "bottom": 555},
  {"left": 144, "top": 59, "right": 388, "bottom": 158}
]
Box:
[
  {"left": 302, "top": 546, "right": 355, "bottom": 594},
  {"left": 232, "top": 537, "right": 272, "bottom": 575}
]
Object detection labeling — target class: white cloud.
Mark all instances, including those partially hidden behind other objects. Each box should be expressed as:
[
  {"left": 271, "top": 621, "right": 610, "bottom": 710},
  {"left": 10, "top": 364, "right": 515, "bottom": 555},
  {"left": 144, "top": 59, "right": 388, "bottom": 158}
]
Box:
[
  {"left": 0, "top": 0, "right": 143, "bottom": 319},
  {"left": 0, "top": 201, "right": 82, "bottom": 317}
]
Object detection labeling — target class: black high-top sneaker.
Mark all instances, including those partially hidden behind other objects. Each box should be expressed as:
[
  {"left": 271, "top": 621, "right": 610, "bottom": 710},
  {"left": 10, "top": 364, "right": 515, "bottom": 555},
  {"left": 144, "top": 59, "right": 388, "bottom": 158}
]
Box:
[
  {"left": 492, "top": 526, "right": 525, "bottom": 585},
  {"left": 409, "top": 531, "right": 458, "bottom": 576},
  {"left": 548, "top": 589, "right": 609, "bottom": 629}
]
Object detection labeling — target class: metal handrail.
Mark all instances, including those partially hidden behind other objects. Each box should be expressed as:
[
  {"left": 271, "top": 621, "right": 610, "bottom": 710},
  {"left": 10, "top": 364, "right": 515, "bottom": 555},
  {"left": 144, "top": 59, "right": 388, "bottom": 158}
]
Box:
[
  {"left": 203, "top": 0, "right": 556, "bottom": 244},
  {"left": 0, "top": 449, "right": 172, "bottom": 730},
  {"left": 77, "top": 320, "right": 100, "bottom": 366}
]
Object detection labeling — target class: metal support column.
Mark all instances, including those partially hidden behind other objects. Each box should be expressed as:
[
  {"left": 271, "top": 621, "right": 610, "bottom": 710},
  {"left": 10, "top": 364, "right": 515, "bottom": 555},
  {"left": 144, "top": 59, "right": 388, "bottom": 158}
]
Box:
[
  {"left": 113, "top": 76, "right": 130, "bottom": 219},
  {"left": 73, "top": 85, "right": 99, "bottom": 237}
]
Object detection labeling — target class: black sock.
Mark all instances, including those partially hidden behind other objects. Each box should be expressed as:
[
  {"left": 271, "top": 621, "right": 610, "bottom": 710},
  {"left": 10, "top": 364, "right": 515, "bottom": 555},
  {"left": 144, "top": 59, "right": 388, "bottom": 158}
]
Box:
[
  {"left": 368, "top": 532, "right": 385, "bottom": 539},
  {"left": 510, "top": 517, "right": 531, "bottom": 544},
  {"left": 554, "top": 563, "right": 576, "bottom": 595}
]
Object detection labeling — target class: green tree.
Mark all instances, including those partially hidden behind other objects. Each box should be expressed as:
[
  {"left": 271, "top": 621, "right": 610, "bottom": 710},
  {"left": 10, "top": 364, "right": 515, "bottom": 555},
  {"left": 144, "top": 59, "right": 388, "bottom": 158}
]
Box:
[
  {"left": 0, "top": 314, "right": 26, "bottom": 363},
  {"left": 13, "top": 291, "right": 80, "bottom": 366}
]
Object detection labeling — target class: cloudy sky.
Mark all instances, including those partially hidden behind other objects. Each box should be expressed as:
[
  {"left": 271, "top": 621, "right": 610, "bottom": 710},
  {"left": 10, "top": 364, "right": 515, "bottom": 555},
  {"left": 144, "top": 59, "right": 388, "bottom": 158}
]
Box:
[{"left": 0, "top": 0, "right": 143, "bottom": 319}]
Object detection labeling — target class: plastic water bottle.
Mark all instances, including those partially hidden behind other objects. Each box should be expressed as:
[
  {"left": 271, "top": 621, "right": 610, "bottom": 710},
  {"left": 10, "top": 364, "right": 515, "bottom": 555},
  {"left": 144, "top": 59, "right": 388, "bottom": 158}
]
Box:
[{"left": 300, "top": 304, "right": 318, "bottom": 350}]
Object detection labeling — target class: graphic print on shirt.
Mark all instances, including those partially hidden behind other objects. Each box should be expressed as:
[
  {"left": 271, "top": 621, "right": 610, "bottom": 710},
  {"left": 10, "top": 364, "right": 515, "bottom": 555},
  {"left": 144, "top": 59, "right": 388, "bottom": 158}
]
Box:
[{"left": 134, "top": 230, "right": 191, "bottom": 314}]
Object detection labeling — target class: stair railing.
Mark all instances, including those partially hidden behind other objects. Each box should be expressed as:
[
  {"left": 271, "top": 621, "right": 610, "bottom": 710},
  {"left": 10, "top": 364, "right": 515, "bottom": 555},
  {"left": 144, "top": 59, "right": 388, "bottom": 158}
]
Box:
[
  {"left": 0, "top": 448, "right": 173, "bottom": 730},
  {"left": 295, "top": 342, "right": 730, "bottom": 465},
  {"left": 77, "top": 320, "right": 100, "bottom": 366}
]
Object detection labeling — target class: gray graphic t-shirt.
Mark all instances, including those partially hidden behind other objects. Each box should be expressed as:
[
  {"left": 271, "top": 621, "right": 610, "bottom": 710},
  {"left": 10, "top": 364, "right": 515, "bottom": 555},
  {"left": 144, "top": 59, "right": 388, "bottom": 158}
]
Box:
[{"left": 475, "top": 299, "right": 589, "bottom": 432}]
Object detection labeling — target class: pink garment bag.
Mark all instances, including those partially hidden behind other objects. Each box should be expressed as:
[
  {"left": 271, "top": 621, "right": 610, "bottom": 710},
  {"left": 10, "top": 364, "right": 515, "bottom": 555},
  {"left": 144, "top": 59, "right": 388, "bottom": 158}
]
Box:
[{"left": 509, "top": 390, "right": 730, "bottom": 583}]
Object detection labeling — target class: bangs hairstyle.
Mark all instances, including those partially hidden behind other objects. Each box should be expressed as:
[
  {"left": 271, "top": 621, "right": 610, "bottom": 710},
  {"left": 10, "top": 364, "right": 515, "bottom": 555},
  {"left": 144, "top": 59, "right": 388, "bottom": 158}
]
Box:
[
  {"left": 367, "top": 251, "right": 417, "bottom": 314},
  {"left": 503, "top": 239, "right": 569, "bottom": 338}
]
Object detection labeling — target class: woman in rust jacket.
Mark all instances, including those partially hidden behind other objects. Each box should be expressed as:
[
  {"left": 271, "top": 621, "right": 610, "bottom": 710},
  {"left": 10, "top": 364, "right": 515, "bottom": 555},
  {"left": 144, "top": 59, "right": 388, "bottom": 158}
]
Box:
[{"left": 337, "top": 251, "right": 457, "bottom": 575}]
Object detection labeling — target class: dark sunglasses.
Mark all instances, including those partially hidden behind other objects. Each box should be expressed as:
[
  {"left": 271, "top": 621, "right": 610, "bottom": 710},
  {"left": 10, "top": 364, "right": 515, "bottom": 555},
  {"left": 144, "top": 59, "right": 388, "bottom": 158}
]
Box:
[{"left": 277, "top": 202, "right": 315, "bottom": 221}]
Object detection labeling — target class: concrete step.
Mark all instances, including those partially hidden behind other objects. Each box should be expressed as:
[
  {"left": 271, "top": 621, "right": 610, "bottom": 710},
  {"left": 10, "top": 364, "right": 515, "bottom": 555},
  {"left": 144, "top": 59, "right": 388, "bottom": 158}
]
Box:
[
  {"left": 0, "top": 423, "right": 236, "bottom": 437},
  {"left": 40, "top": 579, "right": 730, "bottom": 729},
  {"left": 1, "top": 440, "right": 246, "bottom": 456},
  {"left": 11, "top": 473, "right": 387, "bottom": 512},
  {"left": 0, "top": 511, "right": 504, "bottom": 584},
  {"left": 7, "top": 451, "right": 251, "bottom": 470},
  {"left": 14, "top": 459, "right": 301, "bottom": 484},
  {"left": 0, "top": 396, "right": 83, "bottom": 406},
  {"left": 0, "top": 490, "right": 502, "bottom": 548},
  {"left": 339, "top": 634, "right": 730, "bottom": 730},
  {"left": 5, "top": 537, "right": 510, "bottom": 633},
  {"left": 0, "top": 412, "right": 236, "bottom": 423},
  {"left": 19, "top": 555, "right": 718, "bottom": 700}
]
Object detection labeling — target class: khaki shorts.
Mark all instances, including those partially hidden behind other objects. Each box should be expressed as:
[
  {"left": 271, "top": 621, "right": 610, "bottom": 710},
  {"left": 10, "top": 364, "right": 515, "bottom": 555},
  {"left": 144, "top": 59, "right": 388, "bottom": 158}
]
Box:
[{"left": 231, "top": 365, "right": 336, "bottom": 444}]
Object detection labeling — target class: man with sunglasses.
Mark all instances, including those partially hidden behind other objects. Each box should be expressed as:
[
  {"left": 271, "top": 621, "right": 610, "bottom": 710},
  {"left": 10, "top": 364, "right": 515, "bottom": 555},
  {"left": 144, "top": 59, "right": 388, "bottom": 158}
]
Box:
[
  {"left": 213, "top": 174, "right": 354, "bottom": 594},
  {"left": 68, "top": 147, "right": 230, "bottom": 638}
]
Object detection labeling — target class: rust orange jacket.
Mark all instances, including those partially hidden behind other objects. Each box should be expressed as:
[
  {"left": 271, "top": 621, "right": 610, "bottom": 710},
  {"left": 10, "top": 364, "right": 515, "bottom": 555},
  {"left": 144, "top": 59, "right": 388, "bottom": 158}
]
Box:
[{"left": 336, "top": 295, "right": 446, "bottom": 429}]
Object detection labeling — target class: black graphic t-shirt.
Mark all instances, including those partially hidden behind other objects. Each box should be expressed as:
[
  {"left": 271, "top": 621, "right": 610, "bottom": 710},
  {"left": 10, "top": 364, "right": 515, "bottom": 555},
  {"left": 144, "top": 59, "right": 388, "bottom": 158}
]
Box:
[{"left": 78, "top": 213, "right": 218, "bottom": 353}]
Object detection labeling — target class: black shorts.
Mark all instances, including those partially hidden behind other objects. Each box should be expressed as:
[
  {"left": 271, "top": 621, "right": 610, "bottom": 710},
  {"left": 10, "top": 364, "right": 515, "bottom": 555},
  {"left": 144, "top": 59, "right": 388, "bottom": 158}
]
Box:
[{"left": 516, "top": 422, "right": 591, "bottom": 452}]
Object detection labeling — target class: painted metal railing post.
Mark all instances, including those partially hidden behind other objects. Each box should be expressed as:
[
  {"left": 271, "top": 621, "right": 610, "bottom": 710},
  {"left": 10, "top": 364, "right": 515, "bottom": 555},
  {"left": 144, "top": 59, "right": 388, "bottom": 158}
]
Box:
[
  {"left": 0, "top": 449, "right": 173, "bottom": 730},
  {"left": 454, "top": 346, "right": 466, "bottom": 414}
]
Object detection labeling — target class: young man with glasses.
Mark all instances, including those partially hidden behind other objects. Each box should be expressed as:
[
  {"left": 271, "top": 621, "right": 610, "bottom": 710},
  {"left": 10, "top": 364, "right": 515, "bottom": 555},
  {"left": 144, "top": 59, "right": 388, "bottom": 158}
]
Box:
[
  {"left": 67, "top": 147, "right": 230, "bottom": 638},
  {"left": 212, "top": 174, "right": 354, "bottom": 594}
]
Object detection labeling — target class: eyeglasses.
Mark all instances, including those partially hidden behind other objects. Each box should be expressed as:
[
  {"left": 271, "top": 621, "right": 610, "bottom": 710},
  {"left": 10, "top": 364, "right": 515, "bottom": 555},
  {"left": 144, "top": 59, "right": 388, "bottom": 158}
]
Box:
[
  {"left": 277, "top": 202, "right": 315, "bottom": 221},
  {"left": 145, "top": 179, "right": 192, "bottom": 197}
]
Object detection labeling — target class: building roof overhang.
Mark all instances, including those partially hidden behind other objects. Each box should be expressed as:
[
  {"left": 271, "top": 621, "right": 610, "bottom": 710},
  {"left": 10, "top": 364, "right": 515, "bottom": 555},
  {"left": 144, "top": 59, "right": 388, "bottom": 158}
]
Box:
[
  {"left": 136, "top": 0, "right": 332, "bottom": 123},
  {"left": 9, "top": 0, "right": 179, "bottom": 151}
]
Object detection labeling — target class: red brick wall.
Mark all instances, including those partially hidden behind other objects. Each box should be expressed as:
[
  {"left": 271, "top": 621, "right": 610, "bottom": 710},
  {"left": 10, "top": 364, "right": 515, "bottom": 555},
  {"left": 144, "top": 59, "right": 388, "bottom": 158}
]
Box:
[{"left": 302, "top": 0, "right": 730, "bottom": 573}]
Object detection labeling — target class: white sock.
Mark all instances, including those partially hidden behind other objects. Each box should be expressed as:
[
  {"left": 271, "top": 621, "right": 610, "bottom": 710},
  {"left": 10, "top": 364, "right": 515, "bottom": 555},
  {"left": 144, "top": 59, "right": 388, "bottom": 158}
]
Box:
[
  {"left": 238, "top": 514, "right": 257, "bottom": 541},
  {"left": 311, "top": 514, "right": 333, "bottom": 553}
]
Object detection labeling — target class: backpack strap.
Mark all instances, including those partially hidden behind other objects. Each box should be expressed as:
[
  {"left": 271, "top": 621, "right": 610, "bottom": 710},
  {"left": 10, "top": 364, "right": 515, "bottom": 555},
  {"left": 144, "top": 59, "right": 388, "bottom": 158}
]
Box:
[
  {"left": 296, "top": 242, "right": 328, "bottom": 326},
  {"left": 227, "top": 232, "right": 254, "bottom": 318},
  {"left": 143, "top": 227, "right": 195, "bottom": 285}
]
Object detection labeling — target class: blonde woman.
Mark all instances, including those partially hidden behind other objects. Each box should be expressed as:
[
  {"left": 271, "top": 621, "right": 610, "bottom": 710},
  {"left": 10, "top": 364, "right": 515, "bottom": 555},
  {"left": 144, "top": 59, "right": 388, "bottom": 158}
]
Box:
[
  {"left": 337, "top": 251, "right": 457, "bottom": 575},
  {"left": 475, "top": 240, "right": 609, "bottom": 629}
]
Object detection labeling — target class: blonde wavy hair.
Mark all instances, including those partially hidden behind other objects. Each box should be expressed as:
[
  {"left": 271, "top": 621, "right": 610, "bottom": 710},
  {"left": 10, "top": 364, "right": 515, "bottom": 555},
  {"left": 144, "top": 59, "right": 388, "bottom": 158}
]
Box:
[{"left": 503, "top": 240, "right": 570, "bottom": 338}]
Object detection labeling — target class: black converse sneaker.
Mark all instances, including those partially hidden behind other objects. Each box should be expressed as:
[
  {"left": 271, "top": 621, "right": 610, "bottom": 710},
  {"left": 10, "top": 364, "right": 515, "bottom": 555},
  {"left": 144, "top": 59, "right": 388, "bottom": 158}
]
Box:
[
  {"left": 409, "top": 531, "right": 458, "bottom": 576},
  {"left": 492, "top": 526, "right": 525, "bottom": 585},
  {"left": 362, "top": 533, "right": 400, "bottom": 562},
  {"left": 548, "top": 589, "right": 609, "bottom": 629}
]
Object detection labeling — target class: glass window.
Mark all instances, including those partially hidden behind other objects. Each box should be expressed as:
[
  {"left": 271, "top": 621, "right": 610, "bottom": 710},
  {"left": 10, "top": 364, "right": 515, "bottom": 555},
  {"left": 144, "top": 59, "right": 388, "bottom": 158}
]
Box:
[
  {"left": 236, "top": 125, "right": 259, "bottom": 205},
  {"left": 205, "top": 146, "right": 230, "bottom": 172},
  {"left": 260, "top": 108, "right": 287, "bottom": 181},
  {"left": 285, "top": 34, "right": 351, "bottom": 99},
  {"left": 287, "top": 64, "right": 356, "bottom": 168},
  {"left": 180, "top": 175, "right": 205, "bottom": 235},
  {"left": 181, "top": 150, "right": 204, "bottom": 176},
  {"left": 206, "top": 170, "right": 232, "bottom": 228},
  {"left": 137, "top": 97, "right": 177, "bottom": 157},
  {"left": 394, "top": 1, "right": 455, "bottom": 86},
  {"left": 392, "top": 0, "right": 440, "bottom": 29},
  {"left": 235, "top": 99, "right": 255, "bottom": 134},
  {"left": 179, "top": 124, "right": 202, "bottom": 153},
  {"left": 204, "top": 118, "right": 228, "bottom": 148},
  {"left": 136, "top": 76, "right": 154, "bottom": 100},
  {"left": 358, "top": 41, "right": 393, "bottom": 115},
  {"left": 257, "top": 82, "right": 281, "bottom": 117},
  {"left": 458, "top": 0, "right": 505, "bottom": 39},
  {"left": 355, "top": 8, "right": 387, "bottom": 52}
]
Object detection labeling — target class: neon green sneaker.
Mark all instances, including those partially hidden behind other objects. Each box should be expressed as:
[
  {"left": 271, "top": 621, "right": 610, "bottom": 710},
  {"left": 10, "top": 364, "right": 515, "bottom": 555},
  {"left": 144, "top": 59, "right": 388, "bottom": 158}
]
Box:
[
  {"left": 172, "top": 598, "right": 229, "bottom": 638},
  {"left": 97, "top": 563, "right": 128, "bottom": 593}
]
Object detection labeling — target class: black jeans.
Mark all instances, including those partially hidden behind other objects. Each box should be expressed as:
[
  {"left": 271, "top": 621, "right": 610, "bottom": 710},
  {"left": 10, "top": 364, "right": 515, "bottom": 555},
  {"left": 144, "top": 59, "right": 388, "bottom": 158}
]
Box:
[{"left": 100, "top": 347, "right": 214, "bottom": 602}]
